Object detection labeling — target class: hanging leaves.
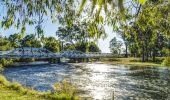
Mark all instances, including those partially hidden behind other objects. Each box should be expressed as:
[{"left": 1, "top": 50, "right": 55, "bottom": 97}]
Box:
[
  {"left": 78, "top": 0, "right": 87, "bottom": 15},
  {"left": 139, "top": 0, "right": 146, "bottom": 5},
  {"left": 21, "top": 26, "right": 26, "bottom": 34}
]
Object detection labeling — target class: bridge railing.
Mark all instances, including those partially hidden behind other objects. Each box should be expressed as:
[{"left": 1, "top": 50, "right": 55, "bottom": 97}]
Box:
[
  {"left": 0, "top": 51, "right": 12, "bottom": 55},
  {"left": 85, "top": 52, "right": 117, "bottom": 58},
  {"left": 0, "top": 48, "right": 62, "bottom": 58},
  {"left": 1, "top": 48, "right": 121, "bottom": 59}
]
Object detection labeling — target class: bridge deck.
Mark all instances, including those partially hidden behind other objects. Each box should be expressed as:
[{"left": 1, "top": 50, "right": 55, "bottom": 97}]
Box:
[{"left": 0, "top": 48, "right": 119, "bottom": 59}]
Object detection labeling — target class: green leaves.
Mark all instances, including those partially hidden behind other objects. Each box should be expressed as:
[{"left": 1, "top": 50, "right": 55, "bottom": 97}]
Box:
[
  {"left": 134, "top": 0, "right": 146, "bottom": 5},
  {"left": 1, "top": 0, "right": 65, "bottom": 32},
  {"left": 125, "top": 1, "right": 170, "bottom": 61},
  {"left": 139, "top": 0, "right": 146, "bottom": 5},
  {"left": 118, "top": 0, "right": 124, "bottom": 13},
  {"left": 43, "top": 37, "right": 60, "bottom": 52},
  {"left": 91, "top": 0, "right": 97, "bottom": 14},
  {"left": 21, "top": 26, "right": 26, "bottom": 34},
  {"left": 110, "top": 37, "right": 123, "bottom": 55},
  {"left": 78, "top": 0, "right": 87, "bottom": 15}
]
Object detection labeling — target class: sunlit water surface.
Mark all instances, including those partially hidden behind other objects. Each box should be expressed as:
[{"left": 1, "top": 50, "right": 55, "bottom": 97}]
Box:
[{"left": 3, "top": 63, "right": 170, "bottom": 100}]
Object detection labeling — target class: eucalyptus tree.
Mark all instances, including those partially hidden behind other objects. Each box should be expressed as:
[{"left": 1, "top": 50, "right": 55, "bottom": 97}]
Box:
[
  {"left": 0, "top": 0, "right": 145, "bottom": 35},
  {"left": 56, "top": 0, "right": 107, "bottom": 52},
  {"left": 43, "top": 37, "right": 60, "bottom": 52},
  {"left": 0, "top": 37, "right": 12, "bottom": 51},
  {"left": 119, "top": 31, "right": 129, "bottom": 58},
  {"left": 88, "top": 42, "right": 101, "bottom": 52},
  {"left": 8, "top": 33, "right": 23, "bottom": 48},
  {"left": 75, "top": 42, "right": 100, "bottom": 52},
  {"left": 110, "top": 37, "right": 123, "bottom": 56},
  {"left": 78, "top": 0, "right": 146, "bottom": 20},
  {"left": 57, "top": 21, "right": 106, "bottom": 44},
  {"left": 126, "top": 1, "right": 170, "bottom": 62},
  {"left": 0, "top": 0, "right": 62, "bottom": 30},
  {"left": 22, "top": 34, "right": 42, "bottom": 48}
]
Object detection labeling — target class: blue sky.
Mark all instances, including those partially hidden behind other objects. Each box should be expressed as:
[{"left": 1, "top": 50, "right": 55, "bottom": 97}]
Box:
[{"left": 0, "top": 6, "right": 123, "bottom": 53}]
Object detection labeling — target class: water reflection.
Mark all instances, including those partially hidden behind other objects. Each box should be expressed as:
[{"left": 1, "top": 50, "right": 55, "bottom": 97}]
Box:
[{"left": 3, "top": 63, "right": 170, "bottom": 99}]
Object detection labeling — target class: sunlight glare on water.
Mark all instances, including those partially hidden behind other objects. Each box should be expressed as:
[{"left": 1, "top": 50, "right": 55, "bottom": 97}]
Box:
[
  {"left": 3, "top": 63, "right": 170, "bottom": 100},
  {"left": 85, "top": 64, "right": 115, "bottom": 99}
]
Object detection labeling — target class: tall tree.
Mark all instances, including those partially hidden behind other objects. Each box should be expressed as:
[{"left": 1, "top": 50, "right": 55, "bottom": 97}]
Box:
[
  {"left": 110, "top": 37, "right": 123, "bottom": 56},
  {"left": 56, "top": 0, "right": 106, "bottom": 52},
  {"left": 22, "top": 34, "right": 42, "bottom": 48},
  {"left": 43, "top": 37, "right": 60, "bottom": 52},
  {"left": 0, "top": 37, "right": 12, "bottom": 51},
  {"left": 125, "top": 1, "right": 170, "bottom": 62},
  {"left": 8, "top": 33, "right": 23, "bottom": 48}
]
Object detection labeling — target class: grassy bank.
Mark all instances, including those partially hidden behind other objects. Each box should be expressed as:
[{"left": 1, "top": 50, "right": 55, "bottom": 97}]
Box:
[
  {"left": 0, "top": 85, "right": 46, "bottom": 100},
  {"left": 101, "top": 57, "right": 164, "bottom": 67},
  {"left": 0, "top": 75, "right": 80, "bottom": 100}
]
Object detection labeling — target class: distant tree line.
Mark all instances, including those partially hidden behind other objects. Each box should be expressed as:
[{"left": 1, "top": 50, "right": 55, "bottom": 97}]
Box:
[{"left": 0, "top": 33, "right": 100, "bottom": 53}]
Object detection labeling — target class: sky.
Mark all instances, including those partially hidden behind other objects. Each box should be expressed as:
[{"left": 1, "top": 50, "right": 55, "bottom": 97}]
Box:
[{"left": 0, "top": 5, "right": 123, "bottom": 53}]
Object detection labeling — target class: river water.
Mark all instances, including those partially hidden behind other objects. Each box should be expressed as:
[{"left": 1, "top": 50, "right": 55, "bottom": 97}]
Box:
[{"left": 3, "top": 63, "right": 170, "bottom": 100}]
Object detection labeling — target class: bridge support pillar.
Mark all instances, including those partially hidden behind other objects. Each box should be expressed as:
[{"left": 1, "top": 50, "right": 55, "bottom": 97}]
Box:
[
  {"left": 77, "top": 58, "right": 84, "bottom": 63},
  {"left": 69, "top": 58, "right": 85, "bottom": 63},
  {"left": 96, "top": 58, "right": 100, "bottom": 62},
  {"left": 85, "top": 58, "right": 89, "bottom": 62},
  {"left": 49, "top": 58, "right": 61, "bottom": 63},
  {"left": 55, "top": 58, "right": 61, "bottom": 63}
]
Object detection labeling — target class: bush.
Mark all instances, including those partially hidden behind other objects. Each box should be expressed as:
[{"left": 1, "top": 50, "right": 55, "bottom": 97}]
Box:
[
  {"left": 53, "top": 80, "right": 78, "bottom": 97},
  {"left": 0, "top": 75, "right": 25, "bottom": 91},
  {"left": 48, "top": 93, "right": 79, "bottom": 100},
  {"left": 0, "top": 75, "right": 37, "bottom": 95},
  {"left": 0, "top": 75, "right": 80, "bottom": 100},
  {"left": 0, "top": 64, "right": 3, "bottom": 72},
  {"left": 0, "top": 75, "right": 9, "bottom": 85},
  {"left": 0, "top": 58, "right": 13, "bottom": 67},
  {"left": 161, "top": 57, "right": 170, "bottom": 67},
  {"left": 8, "top": 82, "right": 24, "bottom": 91}
]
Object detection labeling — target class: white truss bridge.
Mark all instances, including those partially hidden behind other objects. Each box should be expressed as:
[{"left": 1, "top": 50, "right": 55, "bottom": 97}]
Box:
[{"left": 0, "top": 47, "right": 117, "bottom": 59}]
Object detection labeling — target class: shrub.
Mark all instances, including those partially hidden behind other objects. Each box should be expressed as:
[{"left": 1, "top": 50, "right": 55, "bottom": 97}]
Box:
[
  {"left": 162, "top": 57, "right": 170, "bottom": 67},
  {"left": 0, "top": 75, "right": 9, "bottom": 85},
  {"left": 8, "top": 82, "right": 24, "bottom": 91},
  {"left": 48, "top": 93, "right": 80, "bottom": 100},
  {"left": 0, "top": 58, "right": 13, "bottom": 67},
  {"left": 53, "top": 80, "right": 78, "bottom": 97},
  {"left": 0, "top": 64, "right": 3, "bottom": 72},
  {"left": 0, "top": 75, "right": 80, "bottom": 100}
]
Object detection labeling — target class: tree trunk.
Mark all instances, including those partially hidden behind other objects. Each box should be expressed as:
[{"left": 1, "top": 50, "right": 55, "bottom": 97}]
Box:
[
  {"left": 146, "top": 47, "right": 148, "bottom": 62},
  {"left": 142, "top": 46, "right": 145, "bottom": 62},
  {"left": 125, "top": 44, "right": 128, "bottom": 58},
  {"left": 142, "top": 53, "right": 145, "bottom": 62},
  {"left": 134, "top": 54, "right": 136, "bottom": 58},
  {"left": 152, "top": 49, "right": 156, "bottom": 62},
  {"left": 153, "top": 54, "right": 156, "bottom": 62}
]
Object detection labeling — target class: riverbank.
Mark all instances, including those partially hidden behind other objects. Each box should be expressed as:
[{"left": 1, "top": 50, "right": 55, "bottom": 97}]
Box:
[
  {"left": 100, "top": 57, "right": 164, "bottom": 67},
  {"left": 0, "top": 57, "right": 167, "bottom": 100},
  {"left": 0, "top": 75, "right": 80, "bottom": 100},
  {"left": 1, "top": 60, "right": 170, "bottom": 99}
]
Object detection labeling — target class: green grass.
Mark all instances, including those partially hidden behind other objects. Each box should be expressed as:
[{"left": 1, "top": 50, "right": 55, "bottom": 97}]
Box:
[
  {"left": 0, "top": 75, "right": 80, "bottom": 100},
  {"left": 101, "top": 57, "right": 164, "bottom": 67},
  {"left": 0, "top": 59, "right": 81, "bottom": 100},
  {"left": 161, "top": 57, "right": 170, "bottom": 67},
  {"left": 0, "top": 75, "right": 46, "bottom": 100},
  {"left": 0, "top": 85, "right": 47, "bottom": 100}
]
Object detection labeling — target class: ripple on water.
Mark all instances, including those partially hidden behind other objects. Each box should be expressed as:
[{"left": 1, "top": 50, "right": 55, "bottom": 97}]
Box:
[{"left": 3, "top": 63, "right": 170, "bottom": 100}]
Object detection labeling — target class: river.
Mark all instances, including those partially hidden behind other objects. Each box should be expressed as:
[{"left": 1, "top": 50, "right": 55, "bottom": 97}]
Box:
[{"left": 3, "top": 62, "right": 170, "bottom": 100}]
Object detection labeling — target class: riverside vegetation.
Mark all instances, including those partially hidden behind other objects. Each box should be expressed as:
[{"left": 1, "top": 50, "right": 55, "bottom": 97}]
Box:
[
  {"left": 0, "top": 74, "right": 80, "bottom": 100},
  {"left": 0, "top": 58, "right": 80, "bottom": 100}
]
